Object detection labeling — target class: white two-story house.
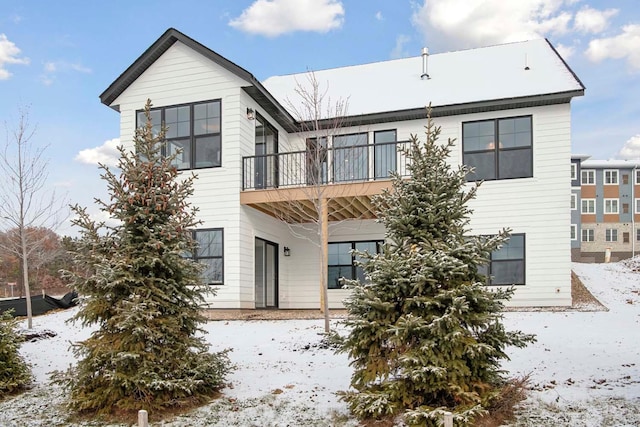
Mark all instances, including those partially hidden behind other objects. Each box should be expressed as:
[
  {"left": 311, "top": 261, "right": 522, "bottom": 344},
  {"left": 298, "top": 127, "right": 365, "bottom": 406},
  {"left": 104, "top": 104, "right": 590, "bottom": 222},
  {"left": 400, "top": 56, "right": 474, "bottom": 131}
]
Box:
[{"left": 100, "top": 28, "right": 584, "bottom": 309}]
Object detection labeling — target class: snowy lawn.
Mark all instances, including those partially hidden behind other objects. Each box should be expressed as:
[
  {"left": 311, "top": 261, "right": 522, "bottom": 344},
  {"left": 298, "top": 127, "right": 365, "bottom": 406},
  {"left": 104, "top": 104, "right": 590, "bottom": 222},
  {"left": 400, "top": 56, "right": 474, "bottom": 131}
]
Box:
[{"left": 0, "top": 260, "right": 639, "bottom": 426}]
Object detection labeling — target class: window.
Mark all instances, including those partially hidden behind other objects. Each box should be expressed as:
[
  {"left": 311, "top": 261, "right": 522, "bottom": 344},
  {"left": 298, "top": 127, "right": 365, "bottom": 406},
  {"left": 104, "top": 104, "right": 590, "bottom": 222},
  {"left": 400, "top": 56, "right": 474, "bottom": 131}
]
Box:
[
  {"left": 636, "top": 198, "right": 640, "bottom": 214},
  {"left": 191, "top": 229, "right": 224, "bottom": 285},
  {"left": 571, "top": 194, "right": 577, "bottom": 210},
  {"left": 463, "top": 116, "right": 532, "bottom": 181},
  {"left": 604, "top": 170, "right": 618, "bottom": 185},
  {"left": 623, "top": 174, "right": 629, "bottom": 185},
  {"left": 605, "top": 228, "right": 618, "bottom": 242},
  {"left": 374, "top": 130, "right": 397, "bottom": 179},
  {"left": 581, "top": 170, "right": 595, "bottom": 185},
  {"left": 582, "top": 229, "right": 594, "bottom": 242},
  {"left": 479, "top": 234, "right": 526, "bottom": 286},
  {"left": 604, "top": 199, "right": 619, "bottom": 214},
  {"left": 581, "top": 199, "right": 595, "bottom": 214},
  {"left": 570, "top": 163, "right": 577, "bottom": 180},
  {"left": 328, "top": 240, "right": 382, "bottom": 289},
  {"left": 637, "top": 228, "right": 640, "bottom": 242},
  {"left": 623, "top": 232, "right": 630, "bottom": 243},
  {"left": 623, "top": 203, "right": 630, "bottom": 214},
  {"left": 306, "top": 137, "right": 328, "bottom": 185},
  {"left": 333, "top": 133, "right": 368, "bottom": 182},
  {"left": 636, "top": 170, "right": 640, "bottom": 185},
  {"left": 136, "top": 100, "right": 221, "bottom": 170},
  {"left": 570, "top": 224, "right": 577, "bottom": 241}
]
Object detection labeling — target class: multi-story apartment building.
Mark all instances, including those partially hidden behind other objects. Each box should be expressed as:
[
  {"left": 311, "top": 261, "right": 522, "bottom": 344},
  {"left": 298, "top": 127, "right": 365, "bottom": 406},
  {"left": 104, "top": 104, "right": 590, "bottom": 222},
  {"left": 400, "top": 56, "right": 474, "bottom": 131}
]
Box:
[
  {"left": 572, "top": 156, "right": 640, "bottom": 262},
  {"left": 100, "top": 28, "right": 584, "bottom": 308}
]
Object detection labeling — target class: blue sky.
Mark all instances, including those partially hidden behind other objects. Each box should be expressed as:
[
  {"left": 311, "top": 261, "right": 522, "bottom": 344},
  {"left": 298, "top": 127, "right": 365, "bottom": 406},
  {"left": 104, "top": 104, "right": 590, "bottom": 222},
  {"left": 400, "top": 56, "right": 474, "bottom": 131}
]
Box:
[{"left": 1, "top": 0, "right": 639, "bottom": 235}]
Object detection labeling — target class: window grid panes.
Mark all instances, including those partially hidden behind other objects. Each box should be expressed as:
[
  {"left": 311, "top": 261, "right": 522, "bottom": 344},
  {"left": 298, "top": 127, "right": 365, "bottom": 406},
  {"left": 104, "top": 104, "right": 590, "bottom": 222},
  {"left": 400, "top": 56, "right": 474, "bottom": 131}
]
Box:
[
  {"left": 636, "top": 170, "right": 640, "bottom": 185},
  {"left": 604, "top": 170, "right": 618, "bottom": 185},
  {"left": 463, "top": 116, "right": 532, "bottom": 181},
  {"left": 481, "top": 234, "right": 526, "bottom": 286},
  {"left": 570, "top": 163, "right": 577, "bottom": 180},
  {"left": 328, "top": 240, "right": 382, "bottom": 289},
  {"left": 570, "top": 225, "right": 577, "bottom": 240},
  {"left": 192, "top": 229, "right": 224, "bottom": 285},
  {"left": 136, "top": 100, "right": 221, "bottom": 170},
  {"left": 605, "top": 228, "right": 617, "bottom": 242},
  {"left": 571, "top": 194, "right": 577, "bottom": 210},
  {"left": 582, "top": 229, "right": 594, "bottom": 242},
  {"left": 581, "top": 170, "right": 595, "bottom": 185},
  {"left": 604, "top": 199, "right": 619, "bottom": 214},
  {"left": 581, "top": 199, "right": 595, "bottom": 214}
]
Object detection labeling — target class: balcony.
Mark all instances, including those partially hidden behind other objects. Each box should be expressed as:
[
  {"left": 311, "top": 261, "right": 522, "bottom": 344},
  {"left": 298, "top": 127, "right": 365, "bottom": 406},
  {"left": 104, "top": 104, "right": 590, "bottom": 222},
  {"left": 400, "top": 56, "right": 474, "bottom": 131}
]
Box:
[{"left": 240, "top": 140, "right": 411, "bottom": 223}]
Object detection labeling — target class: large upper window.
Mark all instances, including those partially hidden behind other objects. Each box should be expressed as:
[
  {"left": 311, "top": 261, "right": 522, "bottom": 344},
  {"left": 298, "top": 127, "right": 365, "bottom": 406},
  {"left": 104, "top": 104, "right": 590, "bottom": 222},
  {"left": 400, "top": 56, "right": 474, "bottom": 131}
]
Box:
[
  {"left": 328, "top": 240, "right": 382, "bottom": 289},
  {"left": 333, "top": 133, "right": 369, "bottom": 182},
  {"left": 374, "top": 129, "right": 397, "bottom": 179},
  {"left": 479, "top": 234, "right": 526, "bottom": 286},
  {"left": 191, "top": 229, "right": 224, "bottom": 285},
  {"left": 137, "top": 100, "right": 221, "bottom": 170},
  {"left": 463, "top": 116, "right": 532, "bottom": 181}
]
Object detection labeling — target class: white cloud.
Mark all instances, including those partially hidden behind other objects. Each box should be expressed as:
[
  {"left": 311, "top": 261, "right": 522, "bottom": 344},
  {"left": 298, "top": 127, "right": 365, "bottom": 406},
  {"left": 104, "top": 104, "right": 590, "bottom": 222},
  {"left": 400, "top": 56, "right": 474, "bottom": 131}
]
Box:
[
  {"left": 0, "top": 33, "right": 29, "bottom": 80},
  {"left": 375, "top": 11, "right": 383, "bottom": 21},
  {"left": 390, "top": 34, "right": 411, "bottom": 59},
  {"left": 585, "top": 25, "right": 640, "bottom": 71},
  {"left": 555, "top": 43, "right": 575, "bottom": 59},
  {"left": 574, "top": 6, "right": 618, "bottom": 34},
  {"left": 229, "top": 0, "right": 344, "bottom": 37},
  {"left": 40, "top": 60, "right": 92, "bottom": 86},
  {"left": 411, "top": 0, "right": 575, "bottom": 50},
  {"left": 616, "top": 135, "right": 640, "bottom": 160},
  {"left": 75, "top": 138, "right": 121, "bottom": 167}
]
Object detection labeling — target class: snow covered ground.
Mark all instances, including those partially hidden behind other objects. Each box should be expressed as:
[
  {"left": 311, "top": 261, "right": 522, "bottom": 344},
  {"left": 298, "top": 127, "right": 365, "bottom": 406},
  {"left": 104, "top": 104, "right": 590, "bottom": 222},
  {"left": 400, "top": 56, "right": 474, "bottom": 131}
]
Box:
[{"left": 0, "top": 260, "right": 639, "bottom": 426}]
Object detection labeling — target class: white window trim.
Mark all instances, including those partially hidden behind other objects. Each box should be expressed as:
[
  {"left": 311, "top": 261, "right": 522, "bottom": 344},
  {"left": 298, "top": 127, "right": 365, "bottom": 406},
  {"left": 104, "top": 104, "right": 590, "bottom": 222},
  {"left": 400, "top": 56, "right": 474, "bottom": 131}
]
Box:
[
  {"left": 605, "top": 228, "right": 618, "bottom": 242},
  {"left": 570, "top": 163, "right": 577, "bottom": 180},
  {"left": 635, "top": 198, "right": 640, "bottom": 214},
  {"left": 581, "top": 198, "right": 595, "bottom": 214},
  {"left": 582, "top": 228, "right": 594, "bottom": 242},
  {"left": 571, "top": 193, "right": 577, "bottom": 210},
  {"left": 604, "top": 198, "right": 619, "bottom": 214},
  {"left": 570, "top": 224, "right": 577, "bottom": 241},
  {"left": 581, "top": 169, "right": 595, "bottom": 185},
  {"left": 604, "top": 169, "right": 619, "bottom": 185},
  {"left": 635, "top": 169, "right": 640, "bottom": 185}
]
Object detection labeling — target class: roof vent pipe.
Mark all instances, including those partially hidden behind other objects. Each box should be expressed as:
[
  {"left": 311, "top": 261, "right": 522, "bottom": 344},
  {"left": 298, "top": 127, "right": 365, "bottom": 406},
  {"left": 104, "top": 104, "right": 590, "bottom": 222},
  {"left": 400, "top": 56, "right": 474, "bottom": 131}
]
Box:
[{"left": 421, "top": 47, "right": 430, "bottom": 80}]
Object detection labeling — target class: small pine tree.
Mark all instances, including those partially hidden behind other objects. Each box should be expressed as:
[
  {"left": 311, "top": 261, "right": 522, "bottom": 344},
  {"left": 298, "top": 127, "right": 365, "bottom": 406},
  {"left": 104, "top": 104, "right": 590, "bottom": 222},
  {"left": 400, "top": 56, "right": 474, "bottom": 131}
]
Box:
[
  {"left": 53, "top": 100, "right": 232, "bottom": 415},
  {"left": 337, "top": 114, "right": 535, "bottom": 426},
  {"left": 0, "top": 310, "right": 32, "bottom": 396}
]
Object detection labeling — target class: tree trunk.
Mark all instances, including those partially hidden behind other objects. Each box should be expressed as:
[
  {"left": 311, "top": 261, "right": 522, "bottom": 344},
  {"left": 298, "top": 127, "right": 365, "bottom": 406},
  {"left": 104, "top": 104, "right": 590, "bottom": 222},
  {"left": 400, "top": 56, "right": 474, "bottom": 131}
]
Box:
[{"left": 21, "top": 227, "right": 32, "bottom": 329}]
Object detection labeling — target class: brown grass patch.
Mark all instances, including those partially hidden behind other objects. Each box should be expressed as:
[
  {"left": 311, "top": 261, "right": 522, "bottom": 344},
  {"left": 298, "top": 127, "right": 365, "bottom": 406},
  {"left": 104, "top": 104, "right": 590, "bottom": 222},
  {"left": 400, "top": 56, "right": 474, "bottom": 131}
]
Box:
[{"left": 474, "top": 376, "right": 529, "bottom": 427}]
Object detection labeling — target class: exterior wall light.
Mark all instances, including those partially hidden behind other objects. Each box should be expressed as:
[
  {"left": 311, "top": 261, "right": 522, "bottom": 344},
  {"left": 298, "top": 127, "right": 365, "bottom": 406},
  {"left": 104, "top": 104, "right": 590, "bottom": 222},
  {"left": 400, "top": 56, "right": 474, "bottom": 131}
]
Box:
[
  {"left": 283, "top": 246, "right": 291, "bottom": 257},
  {"left": 246, "top": 107, "right": 255, "bottom": 120}
]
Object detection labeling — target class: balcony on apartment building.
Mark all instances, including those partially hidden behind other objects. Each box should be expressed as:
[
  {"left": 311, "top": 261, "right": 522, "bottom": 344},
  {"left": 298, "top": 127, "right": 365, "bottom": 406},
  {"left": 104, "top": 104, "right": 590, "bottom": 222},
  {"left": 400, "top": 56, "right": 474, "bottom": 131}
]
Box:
[{"left": 240, "top": 139, "right": 411, "bottom": 223}]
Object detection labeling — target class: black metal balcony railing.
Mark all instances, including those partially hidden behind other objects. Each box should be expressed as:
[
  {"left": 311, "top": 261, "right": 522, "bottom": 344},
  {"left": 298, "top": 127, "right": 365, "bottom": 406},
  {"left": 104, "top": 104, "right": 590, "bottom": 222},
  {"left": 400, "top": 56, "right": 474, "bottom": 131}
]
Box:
[{"left": 242, "top": 140, "right": 411, "bottom": 190}]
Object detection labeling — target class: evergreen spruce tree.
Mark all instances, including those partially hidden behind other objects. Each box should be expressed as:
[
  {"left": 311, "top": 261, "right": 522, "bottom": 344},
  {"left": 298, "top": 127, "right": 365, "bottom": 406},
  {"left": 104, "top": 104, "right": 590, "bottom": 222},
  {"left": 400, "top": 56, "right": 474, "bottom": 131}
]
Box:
[
  {"left": 337, "top": 115, "right": 535, "bottom": 426},
  {"left": 0, "top": 310, "right": 32, "bottom": 396},
  {"left": 54, "top": 100, "right": 232, "bottom": 415}
]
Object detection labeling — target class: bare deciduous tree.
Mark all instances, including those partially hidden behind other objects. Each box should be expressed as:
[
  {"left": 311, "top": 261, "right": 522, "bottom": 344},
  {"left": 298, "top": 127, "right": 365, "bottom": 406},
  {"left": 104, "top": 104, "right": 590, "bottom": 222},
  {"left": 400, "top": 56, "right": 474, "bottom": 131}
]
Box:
[{"left": 0, "top": 107, "right": 68, "bottom": 328}]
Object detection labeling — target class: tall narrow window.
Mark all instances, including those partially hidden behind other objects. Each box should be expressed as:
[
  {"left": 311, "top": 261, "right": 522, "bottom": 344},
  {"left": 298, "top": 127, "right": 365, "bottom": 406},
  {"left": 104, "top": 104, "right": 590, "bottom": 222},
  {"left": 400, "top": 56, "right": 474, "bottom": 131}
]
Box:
[
  {"left": 463, "top": 116, "right": 532, "bottom": 181},
  {"left": 306, "top": 137, "right": 328, "bottom": 185},
  {"left": 570, "top": 224, "right": 577, "bottom": 240},
  {"left": 254, "top": 114, "right": 278, "bottom": 189},
  {"left": 570, "top": 163, "right": 577, "bottom": 180},
  {"left": 374, "top": 130, "right": 397, "bottom": 179},
  {"left": 192, "top": 229, "right": 224, "bottom": 285},
  {"left": 571, "top": 193, "right": 577, "bottom": 210}
]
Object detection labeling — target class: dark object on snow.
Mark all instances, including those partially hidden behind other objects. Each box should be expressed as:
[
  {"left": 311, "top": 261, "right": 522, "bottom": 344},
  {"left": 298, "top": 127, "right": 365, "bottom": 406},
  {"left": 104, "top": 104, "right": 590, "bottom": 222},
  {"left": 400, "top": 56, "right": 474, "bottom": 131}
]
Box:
[{"left": 0, "top": 291, "right": 78, "bottom": 317}]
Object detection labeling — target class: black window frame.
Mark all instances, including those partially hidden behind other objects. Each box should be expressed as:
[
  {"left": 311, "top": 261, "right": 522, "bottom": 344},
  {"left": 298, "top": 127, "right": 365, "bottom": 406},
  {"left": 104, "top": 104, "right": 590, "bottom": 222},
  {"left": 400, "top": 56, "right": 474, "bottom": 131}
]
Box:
[
  {"left": 374, "top": 129, "right": 397, "bottom": 179},
  {"left": 327, "top": 240, "right": 382, "bottom": 289},
  {"left": 479, "top": 233, "right": 526, "bottom": 286},
  {"left": 462, "top": 116, "right": 533, "bottom": 182},
  {"left": 333, "top": 132, "right": 369, "bottom": 182},
  {"left": 191, "top": 228, "right": 224, "bottom": 285},
  {"left": 136, "top": 99, "right": 222, "bottom": 170}
]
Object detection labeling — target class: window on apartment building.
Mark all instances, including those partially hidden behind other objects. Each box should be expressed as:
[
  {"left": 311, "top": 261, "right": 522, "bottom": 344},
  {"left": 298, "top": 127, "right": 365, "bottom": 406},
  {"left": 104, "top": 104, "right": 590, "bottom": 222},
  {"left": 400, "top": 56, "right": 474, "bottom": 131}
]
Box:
[
  {"left": 328, "top": 240, "right": 382, "bottom": 289},
  {"left": 636, "top": 199, "right": 640, "bottom": 214},
  {"left": 605, "top": 228, "right": 618, "bottom": 242},
  {"left": 374, "top": 129, "right": 397, "bottom": 179},
  {"left": 136, "top": 100, "right": 222, "bottom": 170},
  {"left": 190, "top": 229, "right": 224, "bottom": 285},
  {"left": 571, "top": 194, "right": 577, "bottom": 210},
  {"left": 581, "top": 170, "right": 595, "bottom": 185},
  {"left": 623, "top": 232, "right": 630, "bottom": 243},
  {"left": 637, "top": 228, "right": 640, "bottom": 242},
  {"left": 636, "top": 170, "right": 640, "bottom": 184},
  {"left": 333, "top": 133, "right": 369, "bottom": 182},
  {"left": 462, "top": 116, "right": 532, "bottom": 181},
  {"left": 623, "top": 203, "right": 630, "bottom": 214},
  {"left": 478, "top": 234, "right": 526, "bottom": 286},
  {"left": 622, "top": 174, "right": 629, "bottom": 185},
  {"left": 570, "top": 163, "right": 577, "bottom": 180},
  {"left": 604, "top": 199, "right": 619, "bottom": 214},
  {"left": 604, "top": 170, "right": 619, "bottom": 185},
  {"left": 570, "top": 224, "right": 577, "bottom": 240},
  {"left": 582, "top": 229, "right": 594, "bottom": 242},
  {"left": 581, "top": 199, "right": 595, "bottom": 214}
]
